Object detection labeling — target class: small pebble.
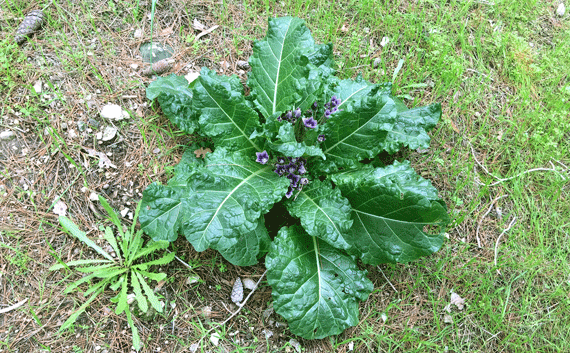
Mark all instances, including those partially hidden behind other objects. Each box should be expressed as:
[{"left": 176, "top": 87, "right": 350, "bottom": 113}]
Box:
[
  {"left": 100, "top": 103, "right": 129, "bottom": 121},
  {"left": 557, "top": 3, "right": 566, "bottom": 16},
  {"left": 242, "top": 278, "right": 257, "bottom": 290},
  {"left": 0, "top": 130, "right": 15, "bottom": 141},
  {"left": 101, "top": 126, "right": 117, "bottom": 141},
  {"left": 210, "top": 332, "right": 221, "bottom": 346},
  {"left": 373, "top": 58, "right": 382, "bottom": 69},
  {"left": 103, "top": 183, "right": 110, "bottom": 189},
  {"left": 33, "top": 80, "right": 42, "bottom": 93},
  {"left": 236, "top": 60, "right": 250, "bottom": 70},
  {"left": 90, "top": 192, "right": 99, "bottom": 201},
  {"left": 153, "top": 147, "right": 160, "bottom": 154}
]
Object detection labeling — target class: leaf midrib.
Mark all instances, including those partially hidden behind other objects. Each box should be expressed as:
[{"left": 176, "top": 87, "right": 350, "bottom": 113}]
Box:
[
  {"left": 200, "top": 166, "right": 270, "bottom": 239},
  {"left": 202, "top": 82, "right": 262, "bottom": 152}
]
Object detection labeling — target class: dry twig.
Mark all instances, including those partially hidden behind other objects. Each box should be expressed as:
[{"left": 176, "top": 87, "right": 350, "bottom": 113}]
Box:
[
  {"left": 469, "top": 141, "right": 565, "bottom": 186},
  {"left": 475, "top": 194, "right": 507, "bottom": 247},
  {"left": 494, "top": 217, "right": 517, "bottom": 275}
]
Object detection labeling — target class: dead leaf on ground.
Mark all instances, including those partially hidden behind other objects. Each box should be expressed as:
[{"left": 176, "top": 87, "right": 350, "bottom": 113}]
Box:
[
  {"left": 194, "top": 147, "right": 211, "bottom": 158},
  {"left": 450, "top": 292, "right": 466, "bottom": 310},
  {"left": 85, "top": 148, "right": 117, "bottom": 169}
]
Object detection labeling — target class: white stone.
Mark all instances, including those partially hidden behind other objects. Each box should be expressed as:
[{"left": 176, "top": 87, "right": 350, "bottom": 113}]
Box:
[
  {"left": 557, "top": 3, "right": 565, "bottom": 16},
  {"left": 184, "top": 71, "right": 200, "bottom": 83},
  {"left": 209, "top": 332, "right": 221, "bottom": 346},
  {"left": 130, "top": 64, "right": 139, "bottom": 70},
  {"left": 53, "top": 200, "right": 67, "bottom": 216},
  {"left": 120, "top": 208, "right": 129, "bottom": 217},
  {"left": 33, "top": 80, "right": 42, "bottom": 93},
  {"left": 127, "top": 293, "right": 136, "bottom": 304},
  {"left": 380, "top": 36, "right": 390, "bottom": 47},
  {"left": 100, "top": 103, "right": 129, "bottom": 121},
  {"left": 134, "top": 29, "right": 143, "bottom": 38},
  {"left": 242, "top": 278, "right": 257, "bottom": 290},
  {"left": 101, "top": 126, "right": 117, "bottom": 141},
  {"left": 89, "top": 192, "right": 99, "bottom": 201},
  {"left": 0, "top": 130, "right": 15, "bottom": 140}
]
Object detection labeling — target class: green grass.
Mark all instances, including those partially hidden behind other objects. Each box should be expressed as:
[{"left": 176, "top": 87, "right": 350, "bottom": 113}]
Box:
[{"left": 1, "top": 0, "right": 568, "bottom": 351}]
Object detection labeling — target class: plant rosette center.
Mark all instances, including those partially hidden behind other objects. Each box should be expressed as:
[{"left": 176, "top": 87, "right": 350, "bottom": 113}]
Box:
[{"left": 140, "top": 16, "right": 449, "bottom": 340}]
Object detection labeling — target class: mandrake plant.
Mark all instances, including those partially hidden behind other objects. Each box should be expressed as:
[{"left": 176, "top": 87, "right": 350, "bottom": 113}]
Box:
[
  {"left": 140, "top": 16, "right": 449, "bottom": 339},
  {"left": 50, "top": 196, "right": 174, "bottom": 350}
]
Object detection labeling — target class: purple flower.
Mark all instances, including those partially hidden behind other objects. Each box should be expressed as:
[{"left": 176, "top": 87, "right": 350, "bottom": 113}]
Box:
[
  {"left": 312, "top": 101, "right": 318, "bottom": 110},
  {"left": 324, "top": 110, "right": 331, "bottom": 118},
  {"left": 255, "top": 150, "right": 269, "bottom": 164},
  {"left": 286, "top": 163, "right": 297, "bottom": 174},
  {"left": 285, "top": 187, "right": 294, "bottom": 199},
  {"left": 298, "top": 163, "right": 306, "bottom": 175},
  {"left": 285, "top": 111, "right": 292, "bottom": 121},
  {"left": 274, "top": 165, "right": 286, "bottom": 176},
  {"left": 331, "top": 95, "right": 341, "bottom": 106},
  {"left": 294, "top": 108, "right": 302, "bottom": 118},
  {"left": 277, "top": 157, "right": 287, "bottom": 164},
  {"left": 317, "top": 134, "right": 326, "bottom": 142},
  {"left": 288, "top": 173, "right": 300, "bottom": 188},
  {"left": 303, "top": 117, "right": 318, "bottom": 129},
  {"left": 300, "top": 177, "right": 309, "bottom": 185}
]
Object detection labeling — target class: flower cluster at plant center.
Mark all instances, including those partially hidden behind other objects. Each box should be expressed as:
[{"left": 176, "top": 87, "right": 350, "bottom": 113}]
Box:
[{"left": 256, "top": 96, "right": 343, "bottom": 199}]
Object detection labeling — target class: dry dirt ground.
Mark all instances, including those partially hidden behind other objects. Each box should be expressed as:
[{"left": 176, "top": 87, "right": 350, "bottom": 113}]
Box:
[{"left": 0, "top": 1, "right": 508, "bottom": 352}]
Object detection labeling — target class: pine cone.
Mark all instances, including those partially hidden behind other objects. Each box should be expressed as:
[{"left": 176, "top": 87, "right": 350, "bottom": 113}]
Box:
[
  {"left": 141, "top": 58, "right": 174, "bottom": 76},
  {"left": 15, "top": 9, "right": 45, "bottom": 45}
]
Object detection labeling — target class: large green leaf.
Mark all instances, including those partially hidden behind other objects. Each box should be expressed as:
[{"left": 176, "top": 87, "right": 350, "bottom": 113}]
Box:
[
  {"left": 266, "top": 225, "right": 373, "bottom": 340},
  {"left": 146, "top": 74, "right": 197, "bottom": 134},
  {"left": 286, "top": 179, "right": 352, "bottom": 250},
  {"left": 319, "top": 88, "right": 397, "bottom": 170},
  {"left": 212, "top": 218, "right": 271, "bottom": 266},
  {"left": 182, "top": 148, "right": 290, "bottom": 251},
  {"left": 381, "top": 101, "right": 442, "bottom": 153},
  {"left": 194, "top": 67, "right": 262, "bottom": 152},
  {"left": 332, "top": 161, "right": 449, "bottom": 264},
  {"left": 139, "top": 182, "right": 192, "bottom": 242},
  {"left": 248, "top": 17, "right": 316, "bottom": 117},
  {"left": 139, "top": 149, "right": 202, "bottom": 242}
]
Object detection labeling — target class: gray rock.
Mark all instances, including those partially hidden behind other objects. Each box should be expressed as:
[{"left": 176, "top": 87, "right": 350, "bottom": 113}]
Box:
[
  {"left": 0, "top": 130, "right": 15, "bottom": 141},
  {"left": 101, "top": 126, "right": 117, "bottom": 141}
]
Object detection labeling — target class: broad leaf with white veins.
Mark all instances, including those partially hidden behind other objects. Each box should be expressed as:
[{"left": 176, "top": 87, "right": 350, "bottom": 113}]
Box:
[
  {"left": 248, "top": 17, "right": 315, "bottom": 117},
  {"left": 286, "top": 179, "right": 352, "bottom": 250},
  {"left": 183, "top": 148, "right": 289, "bottom": 251},
  {"left": 194, "top": 67, "right": 262, "bottom": 153},
  {"left": 266, "top": 225, "right": 373, "bottom": 339},
  {"left": 332, "top": 161, "right": 449, "bottom": 264}
]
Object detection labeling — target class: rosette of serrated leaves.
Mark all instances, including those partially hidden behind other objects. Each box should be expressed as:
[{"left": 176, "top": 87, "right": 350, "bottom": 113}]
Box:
[
  {"left": 140, "top": 16, "right": 449, "bottom": 339},
  {"left": 49, "top": 196, "right": 174, "bottom": 350}
]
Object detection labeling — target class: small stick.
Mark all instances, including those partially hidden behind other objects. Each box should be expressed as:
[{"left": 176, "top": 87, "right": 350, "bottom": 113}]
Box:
[
  {"left": 475, "top": 194, "right": 507, "bottom": 247},
  {"left": 377, "top": 266, "right": 398, "bottom": 293},
  {"left": 469, "top": 141, "right": 563, "bottom": 186},
  {"left": 0, "top": 298, "right": 28, "bottom": 314},
  {"left": 494, "top": 217, "right": 517, "bottom": 275},
  {"left": 194, "top": 25, "right": 219, "bottom": 42}
]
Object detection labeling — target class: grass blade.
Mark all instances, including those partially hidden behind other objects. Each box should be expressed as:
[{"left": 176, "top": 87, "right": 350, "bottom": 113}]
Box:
[
  {"left": 98, "top": 195, "right": 124, "bottom": 237},
  {"left": 59, "top": 216, "right": 114, "bottom": 261}
]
